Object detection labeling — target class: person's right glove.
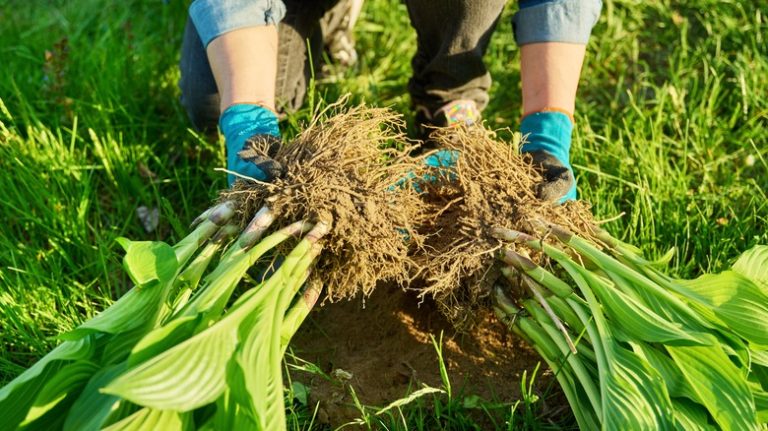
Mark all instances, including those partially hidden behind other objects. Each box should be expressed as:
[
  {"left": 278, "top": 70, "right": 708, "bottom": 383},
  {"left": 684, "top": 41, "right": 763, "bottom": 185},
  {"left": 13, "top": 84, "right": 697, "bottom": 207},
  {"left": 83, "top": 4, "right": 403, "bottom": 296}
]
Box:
[
  {"left": 220, "top": 104, "right": 285, "bottom": 187},
  {"left": 520, "top": 111, "right": 577, "bottom": 203}
]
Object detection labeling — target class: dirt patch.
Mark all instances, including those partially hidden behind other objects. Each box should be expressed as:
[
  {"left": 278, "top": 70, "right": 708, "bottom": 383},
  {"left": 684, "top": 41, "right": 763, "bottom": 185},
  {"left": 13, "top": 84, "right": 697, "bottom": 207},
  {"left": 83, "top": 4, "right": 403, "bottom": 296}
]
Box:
[{"left": 290, "top": 284, "right": 552, "bottom": 427}]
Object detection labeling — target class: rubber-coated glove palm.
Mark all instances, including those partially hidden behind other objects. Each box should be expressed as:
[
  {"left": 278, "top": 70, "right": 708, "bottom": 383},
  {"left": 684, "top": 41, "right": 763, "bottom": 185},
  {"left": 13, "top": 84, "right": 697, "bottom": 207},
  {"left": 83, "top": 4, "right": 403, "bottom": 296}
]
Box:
[
  {"left": 520, "top": 111, "right": 577, "bottom": 203},
  {"left": 220, "top": 104, "right": 284, "bottom": 187}
]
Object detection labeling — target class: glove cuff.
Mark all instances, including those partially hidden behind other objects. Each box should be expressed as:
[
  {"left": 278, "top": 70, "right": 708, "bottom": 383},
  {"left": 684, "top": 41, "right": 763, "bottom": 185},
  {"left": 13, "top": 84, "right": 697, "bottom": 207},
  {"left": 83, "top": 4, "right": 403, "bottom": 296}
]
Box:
[
  {"left": 520, "top": 111, "right": 573, "bottom": 166},
  {"left": 220, "top": 104, "right": 280, "bottom": 151}
]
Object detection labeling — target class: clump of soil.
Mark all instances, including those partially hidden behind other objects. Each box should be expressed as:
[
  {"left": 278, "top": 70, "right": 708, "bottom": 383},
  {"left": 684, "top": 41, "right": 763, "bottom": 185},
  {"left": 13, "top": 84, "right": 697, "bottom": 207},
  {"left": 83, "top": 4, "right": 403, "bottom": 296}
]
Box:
[
  {"left": 220, "top": 105, "right": 428, "bottom": 299},
  {"left": 412, "top": 126, "right": 596, "bottom": 330}
]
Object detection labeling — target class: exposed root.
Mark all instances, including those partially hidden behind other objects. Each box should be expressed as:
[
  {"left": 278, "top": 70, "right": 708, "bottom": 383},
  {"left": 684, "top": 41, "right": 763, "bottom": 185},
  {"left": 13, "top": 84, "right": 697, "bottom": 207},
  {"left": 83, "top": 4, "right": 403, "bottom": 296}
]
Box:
[
  {"left": 220, "top": 104, "right": 428, "bottom": 300},
  {"left": 413, "top": 126, "right": 596, "bottom": 330}
]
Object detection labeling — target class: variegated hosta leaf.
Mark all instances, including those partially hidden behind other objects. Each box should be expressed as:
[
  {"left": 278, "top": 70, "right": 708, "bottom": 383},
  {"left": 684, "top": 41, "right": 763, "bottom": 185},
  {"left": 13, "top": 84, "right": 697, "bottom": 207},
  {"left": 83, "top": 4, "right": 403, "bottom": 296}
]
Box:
[{"left": 667, "top": 344, "right": 759, "bottom": 431}]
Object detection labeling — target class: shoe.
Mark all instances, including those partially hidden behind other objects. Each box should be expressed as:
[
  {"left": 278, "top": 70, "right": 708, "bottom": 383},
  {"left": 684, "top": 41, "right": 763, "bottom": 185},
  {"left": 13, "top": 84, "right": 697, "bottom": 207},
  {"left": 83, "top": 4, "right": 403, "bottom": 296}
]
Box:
[{"left": 413, "top": 99, "right": 481, "bottom": 149}]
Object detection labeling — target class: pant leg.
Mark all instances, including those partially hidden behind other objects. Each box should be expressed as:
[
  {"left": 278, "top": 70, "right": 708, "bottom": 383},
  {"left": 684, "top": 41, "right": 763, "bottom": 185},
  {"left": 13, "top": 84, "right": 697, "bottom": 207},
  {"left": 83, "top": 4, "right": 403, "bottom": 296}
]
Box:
[
  {"left": 405, "top": 0, "right": 507, "bottom": 115},
  {"left": 179, "top": 16, "right": 220, "bottom": 133},
  {"left": 178, "top": 0, "right": 341, "bottom": 131}
]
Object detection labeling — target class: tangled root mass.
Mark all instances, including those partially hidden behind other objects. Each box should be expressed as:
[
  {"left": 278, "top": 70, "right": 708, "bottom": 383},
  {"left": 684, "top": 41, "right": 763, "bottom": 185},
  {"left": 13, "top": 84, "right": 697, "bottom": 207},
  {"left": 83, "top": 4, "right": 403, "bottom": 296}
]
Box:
[
  {"left": 221, "top": 105, "right": 596, "bottom": 328},
  {"left": 221, "top": 105, "right": 428, "bottom": 300}
]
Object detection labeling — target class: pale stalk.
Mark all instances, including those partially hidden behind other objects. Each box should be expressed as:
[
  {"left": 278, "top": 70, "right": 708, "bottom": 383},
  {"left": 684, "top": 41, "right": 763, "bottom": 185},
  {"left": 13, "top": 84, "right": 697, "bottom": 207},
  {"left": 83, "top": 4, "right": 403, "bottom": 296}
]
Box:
[
  {"left": 169, "top": 242, "right": 222, "bottom": 316},
  {"left": 280, "top": 278, "right": 320, "bottom": 354},
  {"left": 500, "top": 249, "right": 574, "bottom": 298},
  {"left": 515, "top": 315, "right": 601, "bottom": 430},
  {"left": 522, "top": 298, "right": 603, "bottom": 415},
  {"left": 521, "top": 274, "right": 577, "bottom": 354},
  {"left": 175, "top": 202, "right": 236, "bottom": 266},
  {"left": 179, "top": 220, "right": 311, "bottom": 319}
]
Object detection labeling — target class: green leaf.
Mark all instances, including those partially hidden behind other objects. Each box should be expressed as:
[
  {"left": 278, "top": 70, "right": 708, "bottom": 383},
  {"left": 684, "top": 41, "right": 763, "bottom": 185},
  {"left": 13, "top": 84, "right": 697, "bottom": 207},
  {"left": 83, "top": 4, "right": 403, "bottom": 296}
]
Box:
[
  {"left": 551, "top": 257, "right": 676, "bottom": 430},
  {"left": 63, "top": 363, "right": 126, "bottom": 431},
  {"left": 679, "top": 271, "right": 768, "bottom": 346},
  {"left": 667, "top": 344, "right": 759, "bottom": 430},
  {"left": 672, "top": 398, "right": 717, "bottom": 430},
  {"left": 291, "top": 381, "right": 309, "bottom": 406},
  {"left": 602, "top": 343, "right": 677, "bottom": 431},
  {"left": 231, "top": 240, "right": 313, "bottom": 430},
  {"left": 630, "top": 342, "right": 699, "bottom": 401},
  {"left": 754, "top": 390, "right": 768, "bottom": 423},
  {"left": 202, "top": 389, "right": 260, "bottom": 431},
  {"left": 60, "top": 280, "right": 165, "bottom": 340},
  {"left": 21, "top": 361, "right": 99, "bottom": 426},
  {"left": 587, "top": 272, "right": 711, "bottom": 346},
  {"left": 101, "top": 408, "right": 191, "bottom": 431},
  {"left": 117, "top": 238, "right": 179, "bottom": 286},
  {"left": 0, "top": 338, "right": 93, "bottom": 431},
  {"left": 732, "top": 245, "right": 768, "bottom": 293},
  {"left": 127, "top": 314, "right": 202, "bottom": 367},
  {"left": 102, "top": 315, "right": 240, "bottom": 411}
]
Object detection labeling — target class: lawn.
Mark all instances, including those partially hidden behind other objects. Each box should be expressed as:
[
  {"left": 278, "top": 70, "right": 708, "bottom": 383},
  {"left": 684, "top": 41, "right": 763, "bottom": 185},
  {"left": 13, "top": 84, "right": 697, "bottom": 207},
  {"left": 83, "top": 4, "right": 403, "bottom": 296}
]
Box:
[{"left": 1, "top": 0, "right": 766, "bottom": 429}]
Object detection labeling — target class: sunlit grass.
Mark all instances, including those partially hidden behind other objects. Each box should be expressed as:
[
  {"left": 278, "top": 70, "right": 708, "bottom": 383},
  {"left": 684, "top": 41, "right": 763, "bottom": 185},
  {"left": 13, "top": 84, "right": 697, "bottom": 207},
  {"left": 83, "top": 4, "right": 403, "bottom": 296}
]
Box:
[{"left": 1, "top": 0, "right": 766, "bottom": 428}]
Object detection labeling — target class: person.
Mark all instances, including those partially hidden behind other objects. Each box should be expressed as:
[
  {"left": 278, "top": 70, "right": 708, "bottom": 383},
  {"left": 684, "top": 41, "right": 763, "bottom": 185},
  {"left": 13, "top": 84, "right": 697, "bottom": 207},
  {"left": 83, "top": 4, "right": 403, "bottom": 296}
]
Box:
[{"left": 179, "top": 0, "right": 602, "bottom": 202}]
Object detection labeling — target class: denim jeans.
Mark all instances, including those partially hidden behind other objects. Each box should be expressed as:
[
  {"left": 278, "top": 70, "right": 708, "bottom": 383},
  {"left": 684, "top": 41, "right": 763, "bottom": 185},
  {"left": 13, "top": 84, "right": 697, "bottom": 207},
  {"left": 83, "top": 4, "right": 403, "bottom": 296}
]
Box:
[
  {"left": 180, "top": 0, "right": 339, "bottom": 131},
  {"left": 179, "top": 0, "right": 601, "bottom": 131}
]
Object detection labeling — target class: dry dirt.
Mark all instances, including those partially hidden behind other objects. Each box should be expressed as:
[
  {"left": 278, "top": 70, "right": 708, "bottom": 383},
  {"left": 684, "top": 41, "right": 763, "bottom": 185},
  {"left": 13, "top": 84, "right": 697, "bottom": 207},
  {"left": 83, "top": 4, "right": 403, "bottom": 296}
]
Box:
[{"left": 290, "top": 284, "right": 554, "bottom": 427}]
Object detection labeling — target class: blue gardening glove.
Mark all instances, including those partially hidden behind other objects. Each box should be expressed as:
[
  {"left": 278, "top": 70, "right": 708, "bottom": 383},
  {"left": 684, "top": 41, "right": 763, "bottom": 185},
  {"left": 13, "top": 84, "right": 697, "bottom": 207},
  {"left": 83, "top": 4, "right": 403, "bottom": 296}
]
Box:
[
  {"left": 520, "top": 111, "right": 577, "bottom": 203},
  {"left": 220, "top": 104, "right": 284, "bottom": 187}
]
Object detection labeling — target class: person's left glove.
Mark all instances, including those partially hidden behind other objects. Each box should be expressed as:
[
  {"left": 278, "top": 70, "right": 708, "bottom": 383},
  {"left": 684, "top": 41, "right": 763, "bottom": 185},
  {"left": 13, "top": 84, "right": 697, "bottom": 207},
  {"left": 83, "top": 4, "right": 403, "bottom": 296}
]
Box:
[{"left": 220, "top": 104, "right": 285, "bottom": 187}]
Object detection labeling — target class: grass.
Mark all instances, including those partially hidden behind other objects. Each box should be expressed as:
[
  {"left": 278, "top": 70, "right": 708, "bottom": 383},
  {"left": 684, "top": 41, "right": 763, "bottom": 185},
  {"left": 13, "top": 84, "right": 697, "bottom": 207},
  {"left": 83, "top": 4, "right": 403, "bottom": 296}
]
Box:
[{"left": 1, "top": 0, "right": 766, "bottom": 428}]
